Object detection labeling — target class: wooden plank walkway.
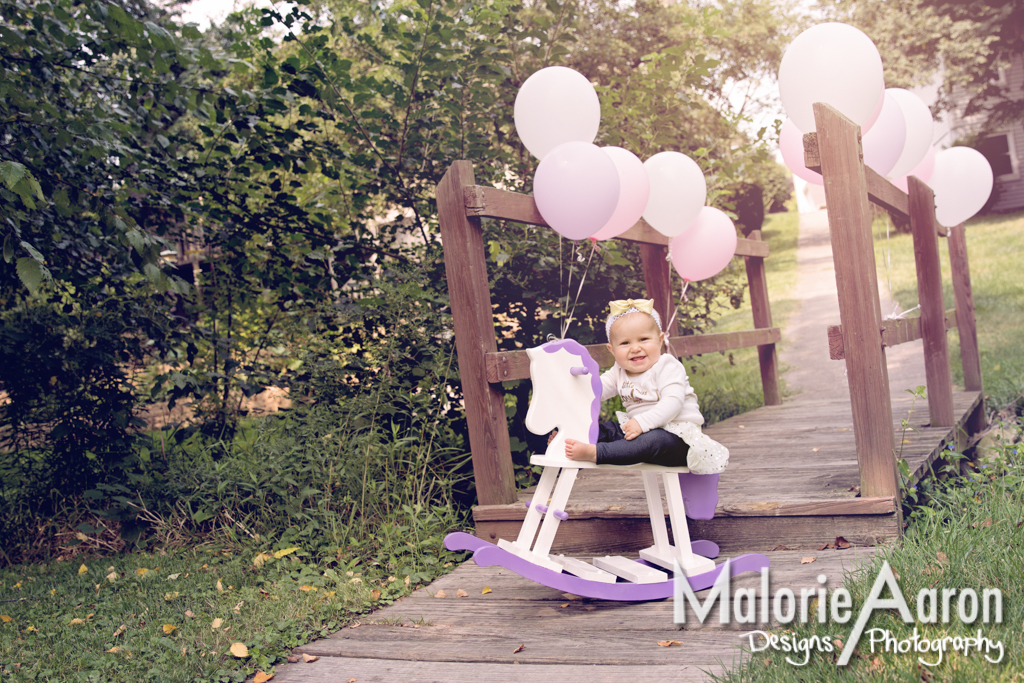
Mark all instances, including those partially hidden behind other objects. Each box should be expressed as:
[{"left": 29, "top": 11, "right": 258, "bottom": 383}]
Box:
[
  {"left": 271, "top": 547, "right": 877, "bottom": 682},
  {"left": 473, "top": 390, "right": 983, "bottom": 555}
]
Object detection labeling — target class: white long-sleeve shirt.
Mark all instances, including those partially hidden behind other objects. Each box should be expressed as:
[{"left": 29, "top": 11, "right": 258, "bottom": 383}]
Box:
[{"left": 600, "top": 354, "right": 704, "bottom": 431}]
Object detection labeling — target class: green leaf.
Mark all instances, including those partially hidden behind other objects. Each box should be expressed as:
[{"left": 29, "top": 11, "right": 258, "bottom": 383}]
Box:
[
  {"left": 19, "top": 241, "right": 44, "bottom": 263},
  {"left": 16, "top": 257, "right": 42, "bottom": 292},
  {"left": 0, "top": 161, "right": 27, "bottom": 189},
  {"left": 2, "top": 234, "right": 12, "bottom": 264}
]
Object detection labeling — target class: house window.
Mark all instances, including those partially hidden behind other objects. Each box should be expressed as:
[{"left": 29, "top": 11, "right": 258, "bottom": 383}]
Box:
[{"left": 977, "top": 133, "right": 1018, "bottom": 180}]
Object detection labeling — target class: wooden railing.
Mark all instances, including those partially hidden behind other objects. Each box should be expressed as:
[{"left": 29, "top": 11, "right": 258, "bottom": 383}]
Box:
[
  {"left": 803, "top": 103, "right": 985, "bottom": 500},
  {"left": 437, "top": 161, "right": 781, "bottom": 506}
]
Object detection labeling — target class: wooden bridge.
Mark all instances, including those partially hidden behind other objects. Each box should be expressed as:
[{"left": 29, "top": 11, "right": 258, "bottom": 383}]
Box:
[{"left": 436, "top": 103, "right": 986, "bottom": 555}]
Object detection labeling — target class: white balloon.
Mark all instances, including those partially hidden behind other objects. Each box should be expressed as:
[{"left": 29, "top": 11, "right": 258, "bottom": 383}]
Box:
[
  {"left": 886, "top": 88, "right": 934, "bottom": 179},
  {"left": 862, "top": 91, "right": 907, "bottom": 177},
  {"left": 929, "top": 147, "right": 994, "bottom": 228},
  {"left": 514, "top": 67, "right": 601, "bottom": 160},
  {"left": 642, "top": 151, "right": 707, "bottom": 237},
  {"left": 779, "top": 23, "right": 884, "bottom": 133}
]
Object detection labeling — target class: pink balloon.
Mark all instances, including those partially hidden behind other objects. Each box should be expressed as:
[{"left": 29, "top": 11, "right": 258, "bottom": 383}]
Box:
[
  {"left": 780, "top": 118, "right": 823, "bottom": 185},
  {"left": 892, "top": 146, "right": 935, "bottom": 193},
  {"left": 590, "top": 147, "right": 650, "bottom": 241},
  {"left": 863, "top": 91, "right": 907, "bottom": 177},
  {"left": 863, "top": 89, "right": 885, "bottom": 133},
  {"left": 669, "top": 207, "right": 738, "bottom": 282},
  {"left": 533, "top": 141, "right": 620, "bottom": 240}
]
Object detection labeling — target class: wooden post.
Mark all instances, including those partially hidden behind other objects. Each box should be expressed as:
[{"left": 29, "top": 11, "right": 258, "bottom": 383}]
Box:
[
  {"left": 908, "top": 177, "right": 955, "bottom": 428},
  {"left": 436, "top": 161, "right": 517, "bottom": 506},
  {"left": 947, "top": 223, "right": 983, "bottom": 393},
  {"left": 812, "top": 103, "right": 898, "bottom": 500},
  {"left": 744, "top": 230, "right": 781, "bottom": 405},
  {"left": 640, "top": 244, "right": 678, "bottom": 338}
]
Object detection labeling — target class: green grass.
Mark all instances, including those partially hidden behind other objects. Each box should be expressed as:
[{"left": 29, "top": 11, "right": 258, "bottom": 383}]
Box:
[
  {"left": 714, "top": 422, "right": 1024, "bottom": 682},
  {"left": 871, "top": 210, "right": 1024, "bottom": 412},
  {"left": 687, "top": 209, "right": 801, "bottom": 423}
]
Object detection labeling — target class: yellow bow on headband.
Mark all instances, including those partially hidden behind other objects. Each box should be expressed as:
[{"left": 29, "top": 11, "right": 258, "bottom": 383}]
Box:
[{"left": 608, "top": 299, "right": 654, "bottom": 316}]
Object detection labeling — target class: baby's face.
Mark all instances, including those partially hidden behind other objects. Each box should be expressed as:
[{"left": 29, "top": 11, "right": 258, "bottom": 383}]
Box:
[{"left": 607, "top": 313, "right": 664, "bottom": 375}]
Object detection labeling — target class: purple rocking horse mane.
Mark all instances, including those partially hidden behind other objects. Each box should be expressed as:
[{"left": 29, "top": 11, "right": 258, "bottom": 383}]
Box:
[{"left": 539, "top": 338, "right": 602, "bottom": 445}]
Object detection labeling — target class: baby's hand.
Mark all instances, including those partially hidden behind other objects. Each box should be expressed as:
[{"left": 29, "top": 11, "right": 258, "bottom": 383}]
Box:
[{"left": 622, "top": 419, "right": 642, "bottom": 441}]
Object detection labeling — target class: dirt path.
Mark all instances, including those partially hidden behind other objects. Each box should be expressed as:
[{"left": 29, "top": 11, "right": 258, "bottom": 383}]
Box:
[{"left": 779, "top": 209, "right": 929, "bottom": 403}]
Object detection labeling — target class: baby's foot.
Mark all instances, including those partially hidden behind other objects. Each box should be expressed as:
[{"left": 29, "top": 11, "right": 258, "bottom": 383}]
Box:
[{"left": 564, "top": 438, "right": 597, "bottom": 463}]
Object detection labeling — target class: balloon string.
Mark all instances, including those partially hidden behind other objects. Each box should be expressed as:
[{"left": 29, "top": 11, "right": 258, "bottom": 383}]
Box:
[
  {"left": 563, "top": 240, "right": 574, "bottom": 329},
  {"left": 561, "top": 240, "right": 597, "bottom": 339},
  {"left": 663, "top": 279, "right": 688, "bottom": 358}
]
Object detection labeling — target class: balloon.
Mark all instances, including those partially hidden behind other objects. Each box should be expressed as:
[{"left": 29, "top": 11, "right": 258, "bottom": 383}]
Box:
[
  {"left": 590, "top": 147, "right": 650, "bottom": 241},
  {"left": 928, "top": 147, "right": 994, "bottom": 228},
  {"left": 642, "top": 151, "right": 707, "bottom": 237},
  {"left": 887, "top": 88, "right": 934, "bottom": 179},
  {"left": 533, "top": 141, "right": 620, "bottom": 240},
  {"left": 514, "top": 67, "right": 600, "bottom": 160},
  {"left": 863, "top": 89, "right": 885, "bottom": 133},
  {"left": 779, "top": 118, "right": 823, "bottom": 185},
  {"left": 669, "top": 207, "right": 738, "bottom": 282},
  {"left": 779, "top": 23, "right": 884, "bottom": 133},
  {"left": 892, "top": 145, "right": 935, "bottom": 193},
  {"left": 862, "top": 91, "right": 907, "bottom": 177}
]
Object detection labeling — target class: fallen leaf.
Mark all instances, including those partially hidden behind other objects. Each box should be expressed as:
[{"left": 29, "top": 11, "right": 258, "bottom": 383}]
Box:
[
  {"left": 137, "top": 568, "right": 149, "bottom": 576},
  {"left": 349, "top": 623, "right": 361, "bottom": 629},
  {"left": 299, "top": 586, "right": 316, "bottom": 592},
  {"left": 974, "top": 518, "right": 993, "bottom": 529},
  {"left": 0, "top": 615, "right": 11, "bottom": 623},
  {"left": 833, "top": 638, "right": 843, "bottom": 649},
  {"left": 78, "top": 564, "right": 88, "bottom": 576},
  {"left": 658, "top": 640, "right": 684, "bottom": 647},
  {"left": 937, "top": 551, "right": 948, "bottom": 564},
  {"left": 273, "top": 547, "right": 299, "bottom": 560},
  {"left": 559, "top": 603, "right": 569, "bottom": 608},
  {"left": 259, "top": 588, "right": 271, "bottom": 599},
  {"left": 162, "top": 624, "right": 177, "bottom": 635},
  {"left": 164, "top": 592, "right": 180, "bottom": 601},
  {"left": 302, "top": 653, "right": 319, "bottom": 663},
  {"left": 211, "top": 618, "right": 223, "bottom": 630},
  {"left": 561, "top": 593, "right": 581, "bottom": 601},
  {"left": 253, "top": 553, "right": 273, "bottom": 568},
  {"left": 512, "top": 643, "right": 525, "bottom": 654},
  {"left": 253, "top": 672, "right": 274, "bottom": 683},
  {"left": 772, "top": 545, "right": 791, "bottom": 551},
  {"left": 184, "top": 611, "right": 195, "bottom": 619},
  {"left": 69, "top": 618, "right": 87, "bottom": 626},
  {"left": 370, "top": 589, "right": 382, "bottom": 601},
  {"left": 434, "top": 590, "right": 446, "bottom": 598},
  {"left": 346, "top": 679, "right": 356, "bottom": 683},
  {"left": 835, "top": 536, "right": 851, "bottom": 549},
  {"left": 456, "top": 589, "right": 468, "bottom": 598},
  {"left": 812, "top": 447, "right": 819, "bottom": 452},
  {"left": 113, "top": 624, "right": 126, "bottom": 637},
  {"left": 481, "top": 586, "right": 492, "bottom": 595},
  {"left": 106, "top": 572, "right": 118, "bottom": 583},
  {"left": 286, "top": 655, "right": 300, "bottom": 663},
  {"left": 232, "top": 601, "right": 243, "bottom": 613},
  {"left": 216, "top": 579, "right": 224, "bottom": 592},
  {"left": 106, "top": 646, "right": 120, "bottom": 653},
  {"left": 801, "top": 557, "right": 816, "bottom": 564},
  {"left": 229, "top": 642, "right": 248, "bottom": 658}
]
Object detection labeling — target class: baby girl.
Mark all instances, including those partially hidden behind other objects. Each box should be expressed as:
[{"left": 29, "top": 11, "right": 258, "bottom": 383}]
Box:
[{"left": 562, "top": 298, "right": 729, "bottom": 475}]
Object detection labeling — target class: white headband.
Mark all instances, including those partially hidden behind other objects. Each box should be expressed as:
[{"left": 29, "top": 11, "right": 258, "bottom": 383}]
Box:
[{"left": 605, "top": 306, "right": 663, "bottom": 342}]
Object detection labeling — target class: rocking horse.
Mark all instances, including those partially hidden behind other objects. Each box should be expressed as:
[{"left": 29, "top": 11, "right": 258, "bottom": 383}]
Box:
[{"left": 445, "top": 338, "right": 769, "bottom": 600}]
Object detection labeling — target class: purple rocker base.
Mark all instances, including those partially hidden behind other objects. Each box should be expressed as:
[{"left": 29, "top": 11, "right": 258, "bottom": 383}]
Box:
[{"left": 444, "top": 532, "right": 769, "bottom": 601}]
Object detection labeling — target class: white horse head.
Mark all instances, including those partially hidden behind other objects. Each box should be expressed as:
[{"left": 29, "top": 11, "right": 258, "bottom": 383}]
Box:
[{"left": 524, "top": 339, "right": 601, "bottom": 459}]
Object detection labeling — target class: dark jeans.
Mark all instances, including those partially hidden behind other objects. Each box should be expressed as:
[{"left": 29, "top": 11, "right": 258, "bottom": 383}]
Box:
[{"left": 595, "top": 420, "right": 690, "bottom": 467}]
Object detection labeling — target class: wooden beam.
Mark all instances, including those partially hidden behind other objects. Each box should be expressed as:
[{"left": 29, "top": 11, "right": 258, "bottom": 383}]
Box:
[
  {"left": 826, "top": 308, "right": 958, "bottom": 360},
  {"left": 812, "top": 102, "right": 899, "bottom": 501},
  {"left": 436, "top": 162, "right": 517, "bottom": 505},
  {"left": 744, "top": 230, "right": 781, "bottom": 405},
  {"left": 463, "top": 184, "right": 769, "bottom": 257},
  {"left": 947, "top": 223, "right": 983, "bottom": 393},
  {"left": 639, "top": 244, "right": 678, "bottom": 338},
  {"left": 909, "top": 176, "right": 955, "bottom": 428},
  {"left": 804, "top": 132, "right": 913, "bottom": 222},
  {"left": 485, "top": 328, "right": 781, "bottom": 383}
]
